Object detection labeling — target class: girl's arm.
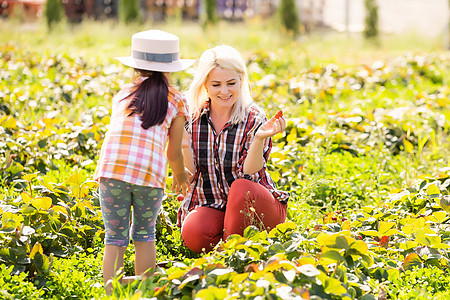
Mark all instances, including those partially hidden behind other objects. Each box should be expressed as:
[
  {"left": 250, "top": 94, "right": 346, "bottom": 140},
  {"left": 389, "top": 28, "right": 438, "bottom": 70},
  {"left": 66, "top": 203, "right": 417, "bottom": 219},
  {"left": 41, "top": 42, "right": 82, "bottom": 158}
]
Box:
[
  {"left": 167, "top": 116, "right": 190, "bottom": 195},
  {"left": 182, "top": 128, "right": 196, "bottom": 177},
  {"left": 243, "top": 114, "right": 286, "bottom": 174}
]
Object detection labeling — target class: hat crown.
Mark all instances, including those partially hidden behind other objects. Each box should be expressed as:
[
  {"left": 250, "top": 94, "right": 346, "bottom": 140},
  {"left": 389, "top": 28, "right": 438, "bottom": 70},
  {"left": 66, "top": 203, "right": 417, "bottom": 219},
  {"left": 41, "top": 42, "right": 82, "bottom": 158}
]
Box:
[
  {"left": 132, "top": 30, "right": 179, "bottom": 54},
  {"left": 116, "top": 29, "right": 194, "bottom": 72}
]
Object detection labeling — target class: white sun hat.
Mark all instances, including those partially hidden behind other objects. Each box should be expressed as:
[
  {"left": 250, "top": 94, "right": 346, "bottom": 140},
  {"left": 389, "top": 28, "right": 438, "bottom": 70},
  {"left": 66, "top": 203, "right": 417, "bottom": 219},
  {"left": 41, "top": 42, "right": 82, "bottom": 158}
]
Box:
[{"left": 116, "top": 29, "right": 195, "bottom": 72}]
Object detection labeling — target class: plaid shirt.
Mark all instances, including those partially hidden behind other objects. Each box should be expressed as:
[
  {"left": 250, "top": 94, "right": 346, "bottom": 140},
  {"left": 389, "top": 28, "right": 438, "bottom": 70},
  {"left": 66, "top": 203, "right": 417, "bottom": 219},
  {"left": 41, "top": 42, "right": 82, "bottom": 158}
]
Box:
[
  {"left": 94, "top": 82, "right": 188, "bottom": 188},
  {"left": 178, "top": 102, "right": 290, "bottom": 225}
]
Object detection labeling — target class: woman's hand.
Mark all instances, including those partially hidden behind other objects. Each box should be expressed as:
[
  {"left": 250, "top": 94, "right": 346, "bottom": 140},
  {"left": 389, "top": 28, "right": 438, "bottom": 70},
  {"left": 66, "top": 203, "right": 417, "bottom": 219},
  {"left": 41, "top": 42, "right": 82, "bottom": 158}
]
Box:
[
  {"left": 255, "top": 110, "right": 286, "bottom": 140},
  {"left": 243, "top": 111, "right": 285, "bottom": 174}
]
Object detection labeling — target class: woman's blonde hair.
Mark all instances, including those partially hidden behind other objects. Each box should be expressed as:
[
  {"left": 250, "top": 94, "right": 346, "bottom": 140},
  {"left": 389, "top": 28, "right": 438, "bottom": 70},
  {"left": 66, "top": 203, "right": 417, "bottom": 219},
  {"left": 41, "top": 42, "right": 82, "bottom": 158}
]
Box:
[{"left": 187, "top": 45, "right": 253, "bottom": 124}]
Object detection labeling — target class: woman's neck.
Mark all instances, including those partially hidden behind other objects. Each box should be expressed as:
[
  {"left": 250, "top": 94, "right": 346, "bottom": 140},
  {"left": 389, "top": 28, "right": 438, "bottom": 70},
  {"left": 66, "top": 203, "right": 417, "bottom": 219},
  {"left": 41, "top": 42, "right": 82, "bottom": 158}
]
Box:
[{"left": 209, "top": 108, "right": 232, "bottom": 132}]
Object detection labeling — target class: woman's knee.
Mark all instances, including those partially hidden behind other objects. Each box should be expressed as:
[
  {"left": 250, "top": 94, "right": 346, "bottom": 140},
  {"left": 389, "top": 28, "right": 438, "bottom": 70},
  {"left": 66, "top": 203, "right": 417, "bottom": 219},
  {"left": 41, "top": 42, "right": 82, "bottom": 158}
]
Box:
[
  {"left": 181, "top": 208, "right": 224, "bottom": 253},
  {"left": 228, "top": 179, "right": 257, "bottom": 204},
  {"left": 181, "top": 222, "right": 209, "bottom": 253}
]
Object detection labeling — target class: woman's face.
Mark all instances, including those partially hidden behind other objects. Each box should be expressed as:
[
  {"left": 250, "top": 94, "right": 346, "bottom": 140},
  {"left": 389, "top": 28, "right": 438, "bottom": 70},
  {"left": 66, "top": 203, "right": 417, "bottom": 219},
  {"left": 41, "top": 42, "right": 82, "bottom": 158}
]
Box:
[{"left": 205, "top": 67, "right": 241, "bottom": 114}]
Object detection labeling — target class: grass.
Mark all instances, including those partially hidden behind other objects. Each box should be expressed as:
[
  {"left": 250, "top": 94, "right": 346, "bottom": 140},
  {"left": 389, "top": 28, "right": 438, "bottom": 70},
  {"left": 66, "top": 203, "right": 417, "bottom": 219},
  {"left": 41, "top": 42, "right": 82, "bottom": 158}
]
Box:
[
  {"left": 1, "top": 17, "right": 447, "bottom": 65},
  {"left": 1, "top": 17, "right": 449, "bottom": 298}
]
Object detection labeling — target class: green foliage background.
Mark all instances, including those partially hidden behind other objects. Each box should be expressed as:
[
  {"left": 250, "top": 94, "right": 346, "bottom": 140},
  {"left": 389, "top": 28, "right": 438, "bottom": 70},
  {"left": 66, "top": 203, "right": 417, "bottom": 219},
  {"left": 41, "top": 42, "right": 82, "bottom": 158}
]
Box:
[
  {"left": 44, "top": 0, "right": 64, "bottom": 29},
  {"left": 0, "top": 19, "right": 449, "bottom": 299},
  {"left": 279, "top": 0, "right": 299, "bottom": 36},
  {"left": 119, "top": 0, "right": 141, "bottom": 24},
  {"left": 364, "top": 0, "right": 379, "bottom": 39}
]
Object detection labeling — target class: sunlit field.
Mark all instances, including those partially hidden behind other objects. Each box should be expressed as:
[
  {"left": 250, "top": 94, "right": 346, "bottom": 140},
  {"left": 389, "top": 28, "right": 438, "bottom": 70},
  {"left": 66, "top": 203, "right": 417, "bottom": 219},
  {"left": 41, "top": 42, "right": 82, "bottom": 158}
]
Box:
[{"left": 1, "top": 18, "right": 449, "bottom": 299}]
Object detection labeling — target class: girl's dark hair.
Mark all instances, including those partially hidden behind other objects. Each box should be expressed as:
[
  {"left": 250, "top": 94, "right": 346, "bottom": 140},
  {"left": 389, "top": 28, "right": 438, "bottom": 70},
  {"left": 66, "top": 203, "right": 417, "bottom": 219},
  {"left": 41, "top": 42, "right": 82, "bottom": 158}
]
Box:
[{"left": 125, "top": 69, "right": 169, "bottom": 129}]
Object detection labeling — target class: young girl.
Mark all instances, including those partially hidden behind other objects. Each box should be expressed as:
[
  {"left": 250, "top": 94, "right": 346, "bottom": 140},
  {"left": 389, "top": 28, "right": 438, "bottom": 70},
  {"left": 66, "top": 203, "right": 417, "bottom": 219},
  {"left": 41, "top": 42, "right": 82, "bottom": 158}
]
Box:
[{"left": 94, "top": 30, "right": 194, "bottom": 293}]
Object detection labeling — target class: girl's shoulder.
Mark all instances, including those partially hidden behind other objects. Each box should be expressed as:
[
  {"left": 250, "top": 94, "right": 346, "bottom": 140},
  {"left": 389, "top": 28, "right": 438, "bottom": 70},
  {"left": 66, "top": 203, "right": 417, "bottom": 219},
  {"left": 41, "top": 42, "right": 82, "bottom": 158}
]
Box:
[
  {"left": 168, "top": 86, "right": 189, "bottom": 118},
  {"left": 168, "top": 86, "right": 183, "bottom": 98},
  {"left": 168, "top": 86, "right": 187, "bottom": 106},
  {"left": 112, "top": 83, "right": 134, "bottom": 104}
]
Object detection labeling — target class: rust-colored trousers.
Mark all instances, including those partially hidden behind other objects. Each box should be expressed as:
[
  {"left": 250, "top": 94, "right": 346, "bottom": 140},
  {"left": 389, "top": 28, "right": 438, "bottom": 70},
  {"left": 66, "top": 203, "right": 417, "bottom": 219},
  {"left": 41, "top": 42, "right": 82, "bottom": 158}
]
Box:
[{"left": 181, "top": 179, "right": 287, "bottom": 253}]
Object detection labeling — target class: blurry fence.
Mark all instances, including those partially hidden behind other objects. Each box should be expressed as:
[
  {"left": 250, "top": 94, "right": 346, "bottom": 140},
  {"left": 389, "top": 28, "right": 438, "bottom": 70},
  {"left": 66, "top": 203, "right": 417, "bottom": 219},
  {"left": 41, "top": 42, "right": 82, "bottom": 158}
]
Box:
[
  {"left": 0, "top": 0, "right": 45, "bottom": 20},
  {"left": 322, "top": 0, "right": 448, "bottom": 37},
  {"left": 1, "top": 0, "right": 448, "bottom": 38}
]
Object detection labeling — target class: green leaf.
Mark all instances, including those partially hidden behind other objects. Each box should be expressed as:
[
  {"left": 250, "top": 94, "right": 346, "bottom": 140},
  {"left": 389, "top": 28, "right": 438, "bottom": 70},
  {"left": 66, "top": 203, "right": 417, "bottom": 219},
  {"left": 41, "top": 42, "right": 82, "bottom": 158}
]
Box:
[
  {"left": 79, "top": 180, "right": 98, "bottom": 198},
  {"left": 178, "top": 274, "right": 200, "bottom": 289},
  {"left": 360, "top": 254, "right": 374, "bottom": 268},
  {"left": 318, "top": 234, "right": 352, "bottom": 251},
  {"left": 379, "top": 221, "right": 396, "bottom": 236},
  {"left": 33, "top": 252, "right": 51, "bottom": 273},
  {"left": 297, "top": 264, "right": 320, "bottom": 277},
  {"left": 349, "top": 240, "right": 368, "bottom": 255},
  {"left": 0, "top": 115, "right": 17, "bottom": 129},
  {"left": 195, "top": 286, "right": 228, "bottom": 299},
  {"left": 321, "top": 250, "right": 347, "bottom": 265},
  {"left": 402, "top": 253, "right": 422, "bottom": 270},
  {"left": 6, "top": 162, "right": 24, "bottom": 175},
  {"left": 22, "top": 173, "right": 38, "bottom": 182},
  {"left": 440, "top": 195, "right": 450, "bottom": 213},
  {"left": 209, "top": 269, "right": 236, "bottom": 285},
  {"left": 244, "top": 225, "right": 261, "bottom": 240},
  {"left": 49, "top": 205, "right": 69, "bottom": 217},
  {"left": 359, "top": 230, "right": 379, "bottom": 237},
  {"left": 232, "top": 273, "right": 249, "bottom": 285},
  {"left": 22, "top": 205, "right": 37, "bottom": 215},
  {"left": 403, "top": 139, "right": 414, "bottom": 153},
  {"left": 268, "top": 242, "right": 285, "bottom": 255},
  {"left": 269, "top": 221, "right": 296, "bottom": 238},
  {"left": 269, "top": 170, "right": 280, "bottom": 183},
  {"left": 426, "top": 184, "right": 440, "bottom": 196},
  {"left": 30, "top": 242, "right": 43, "bottom": 259},
  {"left": 31, "top": 197, "right": 52, "bottom": 211},
  {"left": 64, "top": 173, "right": 83, "bottom": 196},
  {"left": 1, "top": 211, "right": 24, "bottom": 227},
  {"left": 20, "top": 192, "right": 33, "bottom": 204},
  {"left": 247, "top": 245, "right": 265, "bottom": 260},
  {"left": 22, "top": 226, "right": 35, "bottom": 236},
  {"left": 324, "top": 277, "right": 347, "bottom": 295},
  {"left": 415, "top": 230, "right": 440, "bottom": 246},
  {"left": 360, "top": 295, "right": 377, "bottom": 300},
  {"left": 430, "top": 211, "right": 447, "bottom": 223},
  {"left": 0, "top": 226, "right": 15, "bottom": 233}
]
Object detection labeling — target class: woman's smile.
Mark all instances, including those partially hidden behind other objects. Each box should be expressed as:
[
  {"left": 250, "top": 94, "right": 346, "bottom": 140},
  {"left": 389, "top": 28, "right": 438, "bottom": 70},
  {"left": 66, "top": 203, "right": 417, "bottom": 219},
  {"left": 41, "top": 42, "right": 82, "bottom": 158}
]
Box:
[{"left": 205, "top": 67, "right": 241, "bottom": 113}]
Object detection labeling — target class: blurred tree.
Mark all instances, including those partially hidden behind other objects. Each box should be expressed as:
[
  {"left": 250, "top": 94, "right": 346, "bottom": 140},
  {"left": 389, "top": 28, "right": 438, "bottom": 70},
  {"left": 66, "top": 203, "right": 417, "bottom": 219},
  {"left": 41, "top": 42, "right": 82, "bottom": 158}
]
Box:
[
  {"left": 119, "top": 0, "right": 141, "bottom": 24},
  {"left": 364, "top": 0, "right": 379, "bottom": 39},
  {"left": 45, "top": 0, "right": 63, "bottom": 30},
  {"left": 204, "top": 0, "right": 217, "bottom": 26},
  {"left": 279, "top": 0, "right": 299, "bottom": 37}
]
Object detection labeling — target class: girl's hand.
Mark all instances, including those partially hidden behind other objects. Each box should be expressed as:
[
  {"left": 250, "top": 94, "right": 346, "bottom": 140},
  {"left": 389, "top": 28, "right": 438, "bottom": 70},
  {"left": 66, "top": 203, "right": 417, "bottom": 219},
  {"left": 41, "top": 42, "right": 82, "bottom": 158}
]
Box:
[
  {"left": 255, "top": 110, "right": 286, "bottom": 140},
  {"left": 171, "top": 168, "right": 191, "bottom": 196}
]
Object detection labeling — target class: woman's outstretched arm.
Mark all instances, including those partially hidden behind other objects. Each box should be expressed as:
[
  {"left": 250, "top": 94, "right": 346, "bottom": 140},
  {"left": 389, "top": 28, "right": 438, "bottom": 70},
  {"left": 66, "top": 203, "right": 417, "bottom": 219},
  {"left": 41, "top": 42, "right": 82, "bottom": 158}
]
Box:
[{"left": 243, "top": 112, "right": 285, "bottom": 174}]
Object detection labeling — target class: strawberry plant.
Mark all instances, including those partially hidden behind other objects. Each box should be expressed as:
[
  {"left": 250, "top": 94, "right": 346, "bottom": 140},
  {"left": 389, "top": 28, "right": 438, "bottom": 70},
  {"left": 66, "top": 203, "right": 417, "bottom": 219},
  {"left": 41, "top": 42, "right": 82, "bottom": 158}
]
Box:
[
  {"left": 1, "top": 22, "right": 449, "bottom": 299},
  {"left": 0, "top": 173, "right": 103, "bottom": 281}
]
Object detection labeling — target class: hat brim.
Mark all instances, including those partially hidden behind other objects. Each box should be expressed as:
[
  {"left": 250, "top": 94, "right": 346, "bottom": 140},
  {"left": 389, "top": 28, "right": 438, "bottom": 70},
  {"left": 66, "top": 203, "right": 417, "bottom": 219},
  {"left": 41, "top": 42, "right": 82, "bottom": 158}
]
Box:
[{"left": 116, "top": 56, "right": 195, "bottom": 72}]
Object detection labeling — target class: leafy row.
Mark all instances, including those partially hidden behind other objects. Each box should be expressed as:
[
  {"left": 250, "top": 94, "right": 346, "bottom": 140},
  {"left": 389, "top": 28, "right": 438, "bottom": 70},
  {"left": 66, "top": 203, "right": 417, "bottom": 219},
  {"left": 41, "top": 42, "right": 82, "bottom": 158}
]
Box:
[{"left": 112, "top": 172, "right": 450, "bottom": 299}]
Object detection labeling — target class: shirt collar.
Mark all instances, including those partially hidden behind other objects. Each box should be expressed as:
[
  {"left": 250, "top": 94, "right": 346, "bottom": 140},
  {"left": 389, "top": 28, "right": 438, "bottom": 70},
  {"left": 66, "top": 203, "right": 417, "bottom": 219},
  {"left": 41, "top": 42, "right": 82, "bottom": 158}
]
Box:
[{"left": 200, "top": 99, "right": 211, "bottom": 117}]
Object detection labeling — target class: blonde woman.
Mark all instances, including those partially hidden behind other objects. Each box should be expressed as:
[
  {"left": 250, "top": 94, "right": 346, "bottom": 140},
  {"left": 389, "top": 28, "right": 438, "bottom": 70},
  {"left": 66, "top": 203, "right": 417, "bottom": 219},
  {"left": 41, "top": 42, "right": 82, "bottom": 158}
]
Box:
[{"left": 179, "top": 45, "right": 290, "bottom": 253}]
